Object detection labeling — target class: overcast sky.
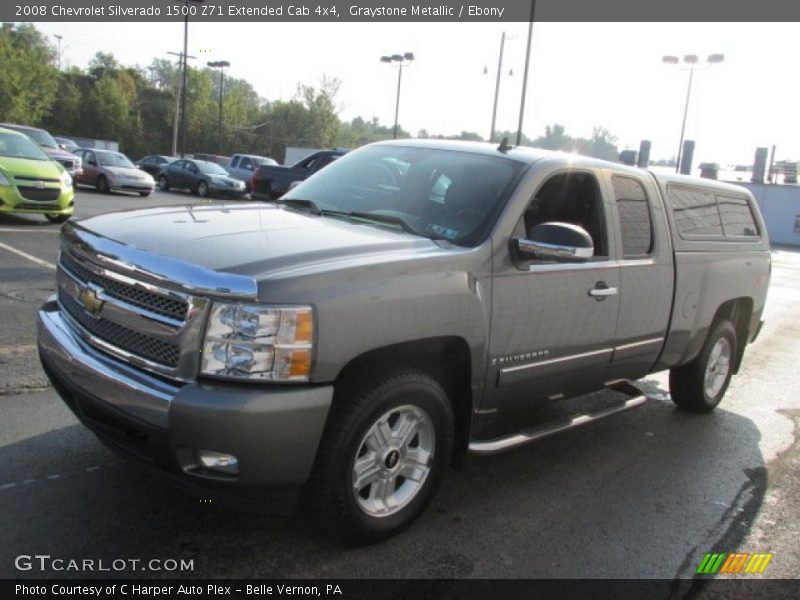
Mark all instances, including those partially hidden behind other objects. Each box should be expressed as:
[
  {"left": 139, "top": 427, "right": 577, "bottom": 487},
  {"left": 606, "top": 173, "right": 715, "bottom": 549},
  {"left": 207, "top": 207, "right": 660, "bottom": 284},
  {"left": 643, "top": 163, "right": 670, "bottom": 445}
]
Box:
[{"left": 33, "top": 21, "right": 800, "bottom": 166}]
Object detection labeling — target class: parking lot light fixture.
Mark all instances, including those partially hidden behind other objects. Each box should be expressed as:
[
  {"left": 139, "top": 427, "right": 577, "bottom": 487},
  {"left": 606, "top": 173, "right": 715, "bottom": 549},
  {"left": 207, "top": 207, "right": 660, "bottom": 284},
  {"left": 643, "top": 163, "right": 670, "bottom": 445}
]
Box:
[
  {"left": 663, "top": 52, "right": 725, "bottom": 172},
  {"left": 380, "top": 52, "right": 415, "bottom": 140}
]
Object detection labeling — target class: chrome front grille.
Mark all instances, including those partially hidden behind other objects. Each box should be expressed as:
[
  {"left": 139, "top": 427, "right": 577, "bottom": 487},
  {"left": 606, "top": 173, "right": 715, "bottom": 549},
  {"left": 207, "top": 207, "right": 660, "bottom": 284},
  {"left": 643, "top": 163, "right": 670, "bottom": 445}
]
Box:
[
  {"left": 54, "top": 221, "right": 256, "bottom": 382},
  {"left": 55, "top": 247, "right": 208, "bottom": 380},
  {"left": 59, "top": 289, "right": 181, "bottom": 367},
  {"left": 61, "top": 251, "right": 188, "bottom": 321}
]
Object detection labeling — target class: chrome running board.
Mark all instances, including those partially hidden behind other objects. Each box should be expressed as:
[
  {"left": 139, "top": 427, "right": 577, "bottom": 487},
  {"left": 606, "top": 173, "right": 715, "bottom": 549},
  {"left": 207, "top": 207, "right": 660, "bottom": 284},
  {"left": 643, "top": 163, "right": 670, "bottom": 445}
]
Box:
[{"left": 468, "top": 384, "right": 647, "bottom": 456}]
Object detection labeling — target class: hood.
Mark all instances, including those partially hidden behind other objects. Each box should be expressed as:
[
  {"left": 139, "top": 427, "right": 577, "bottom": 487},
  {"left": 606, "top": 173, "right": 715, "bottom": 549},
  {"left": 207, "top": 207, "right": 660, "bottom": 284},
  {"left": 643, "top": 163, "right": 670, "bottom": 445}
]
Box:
[
  {"left": 206, "top": 172, "right": 241, "bottom": 183},
  {"left": 76, "top": 204, "right": 442, "bottom": 279},
  {"left": 0, "top": 156, "right": 63, "bottom": 179},
  {"left": 43, "top": 146, "right": 78, "bottom": 160},
  {"left": 106, "top": 166, "right": 153, "bottom": 180}
]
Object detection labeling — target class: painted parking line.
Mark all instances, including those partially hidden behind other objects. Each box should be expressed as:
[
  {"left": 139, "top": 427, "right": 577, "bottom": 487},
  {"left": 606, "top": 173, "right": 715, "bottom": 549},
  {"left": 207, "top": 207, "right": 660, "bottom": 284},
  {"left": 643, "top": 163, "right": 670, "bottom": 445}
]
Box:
[
  {"left": 0, "top": 228, "right": 60, "bottom": 233},
  {"left": 0, "top": 241, "right": 56, "bottom": 270}
]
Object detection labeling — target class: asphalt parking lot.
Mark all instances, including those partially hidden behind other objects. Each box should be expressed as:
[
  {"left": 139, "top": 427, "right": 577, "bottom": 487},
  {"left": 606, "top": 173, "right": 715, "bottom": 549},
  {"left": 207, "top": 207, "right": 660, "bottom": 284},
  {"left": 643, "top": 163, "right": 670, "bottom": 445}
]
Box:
[{"left": 1, "top": 187, "right": 800, "bottom": 585}]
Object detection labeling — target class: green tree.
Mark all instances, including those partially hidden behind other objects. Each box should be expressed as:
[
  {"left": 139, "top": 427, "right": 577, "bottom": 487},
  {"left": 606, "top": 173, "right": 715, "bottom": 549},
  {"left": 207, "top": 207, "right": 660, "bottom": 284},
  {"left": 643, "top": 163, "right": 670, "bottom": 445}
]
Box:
[
  {"left": 84, "top": 75, "right": 130, "bottom": 142},
  {"left": 0, "top": 23, "right": 58, "bottom": 125},
  {"left": 43, "top": 74, "right": 82, "bottom": 134}
]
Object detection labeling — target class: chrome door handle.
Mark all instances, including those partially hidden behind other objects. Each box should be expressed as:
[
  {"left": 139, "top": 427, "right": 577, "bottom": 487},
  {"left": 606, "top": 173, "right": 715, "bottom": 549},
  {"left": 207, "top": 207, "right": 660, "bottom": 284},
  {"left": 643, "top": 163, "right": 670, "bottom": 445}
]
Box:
[{"left": 589, "top": 283, "right": 618, "bottom": 299}]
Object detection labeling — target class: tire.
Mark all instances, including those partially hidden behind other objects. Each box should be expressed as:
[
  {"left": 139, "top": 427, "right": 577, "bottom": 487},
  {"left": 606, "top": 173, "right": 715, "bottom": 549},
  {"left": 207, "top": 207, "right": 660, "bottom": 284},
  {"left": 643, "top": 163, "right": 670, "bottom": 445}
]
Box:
[
  {"left": 96, "top": 175, "right": 109, "bottom": 194},
  {"left": 45, "top": 213, "right": 70, "bottom": 224},
  {"left": 158, "top": 175, "right": 169, "bottom": 191},
  {"left": 304, "top": 366, "right": 454, "bottom": 544},
  {"left": 139, "top": 191, "right": 151, "bottom": 197},
  {"left": 197, "top": 181, "right": 209, "bottom": 198},
  {"left": 670, "top": 320, "right": 737, "bottom": 413}
]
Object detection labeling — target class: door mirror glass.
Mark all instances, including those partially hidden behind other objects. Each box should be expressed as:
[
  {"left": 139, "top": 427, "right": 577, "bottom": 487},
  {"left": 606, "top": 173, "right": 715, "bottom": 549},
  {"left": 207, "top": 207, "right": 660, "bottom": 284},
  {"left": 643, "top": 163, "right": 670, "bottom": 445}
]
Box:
[{"left": 513, "top": 221, "right": 594, "bottom": 262}]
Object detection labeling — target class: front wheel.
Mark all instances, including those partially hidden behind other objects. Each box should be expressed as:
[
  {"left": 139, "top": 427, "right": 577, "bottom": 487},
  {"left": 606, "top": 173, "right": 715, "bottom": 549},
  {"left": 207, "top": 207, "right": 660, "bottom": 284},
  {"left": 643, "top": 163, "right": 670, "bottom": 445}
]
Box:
[
  {"left": 304, "top": 366, "right": 454, "bottom": 543},
  {"left": 670, "top": 320, "right": 738, "bottom": 413},
  {"left": 158, "top": 175, "right": 169, "bottom": 191},
  {"left": 96, "top": 175, "right": 109, "bottom": 194},
  {"left": 197, "top": 181, "right": 209, "bottom": 198},
  {"left": 139, "top": 191, "right": 151, "bottom": 197}
]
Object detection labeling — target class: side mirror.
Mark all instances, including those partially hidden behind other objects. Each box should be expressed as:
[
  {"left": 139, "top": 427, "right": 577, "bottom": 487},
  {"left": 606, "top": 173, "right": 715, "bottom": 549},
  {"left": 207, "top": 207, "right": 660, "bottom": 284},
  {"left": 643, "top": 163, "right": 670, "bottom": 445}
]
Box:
[
  {"left": 513, "top": 222, "right": 594, "bottom": 262},
  {"left": 58, "top": 143, "right": 66, "bottom": 150}
]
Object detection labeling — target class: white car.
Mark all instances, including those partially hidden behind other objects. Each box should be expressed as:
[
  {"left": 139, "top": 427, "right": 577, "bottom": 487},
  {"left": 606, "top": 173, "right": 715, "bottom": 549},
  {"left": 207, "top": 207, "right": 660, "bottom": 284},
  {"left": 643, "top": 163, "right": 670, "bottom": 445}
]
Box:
[{"left": 73, "top": 148, "right": 156, "bottom": 197}]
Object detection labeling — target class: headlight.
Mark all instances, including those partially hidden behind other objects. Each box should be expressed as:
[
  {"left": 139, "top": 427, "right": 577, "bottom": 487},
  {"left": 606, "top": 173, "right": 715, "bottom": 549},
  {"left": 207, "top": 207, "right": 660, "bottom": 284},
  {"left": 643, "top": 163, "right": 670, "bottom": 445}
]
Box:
[
  {"left": 60, "top": 171, "right": 72, "bottom": 189},
  {"left": 201, "top": 303, "right": 314, "bottom": 381},
  {"left": 0, "top": 172, "right": 9, "bottom": 186}
]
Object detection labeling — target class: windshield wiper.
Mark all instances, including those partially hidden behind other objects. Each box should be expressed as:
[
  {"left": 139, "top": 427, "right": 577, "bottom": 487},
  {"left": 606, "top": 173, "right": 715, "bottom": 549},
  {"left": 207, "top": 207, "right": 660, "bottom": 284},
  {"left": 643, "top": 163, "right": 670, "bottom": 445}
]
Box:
[
  {"left": 279, "top": 201, "right": 419, "bottom": 236},
  {"left": 329, "top": 211, "right": 418, "bottom": 235},
  {"left": 278, "top": 198, "right": 323, "bottom": 215}
]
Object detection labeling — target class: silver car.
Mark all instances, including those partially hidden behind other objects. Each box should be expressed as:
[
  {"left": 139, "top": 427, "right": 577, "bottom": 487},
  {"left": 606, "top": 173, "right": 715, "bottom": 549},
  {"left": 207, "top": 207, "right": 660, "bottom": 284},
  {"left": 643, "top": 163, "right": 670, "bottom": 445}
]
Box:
[{"left": 74, "top": 148, "right": 155, "bottom": 197}]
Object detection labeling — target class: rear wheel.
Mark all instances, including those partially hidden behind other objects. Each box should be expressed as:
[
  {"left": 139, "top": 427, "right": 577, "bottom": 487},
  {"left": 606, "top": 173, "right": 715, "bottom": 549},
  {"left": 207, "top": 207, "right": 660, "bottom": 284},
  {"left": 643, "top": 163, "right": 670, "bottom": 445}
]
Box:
[
  {"left": 96, "top": 175, "right": 109, "bottom": 194},
  {"left": 670, "top": 320, "right": 737, "bottom": 413},
  {"left": 304, "top": 366, "right": 454, "bottom": 543},
  {"left": 158, "top": 175, "right": 169, "bottom": 191},
  {"left": 45, "top": 213, "right": 70, "bottom": 224}
]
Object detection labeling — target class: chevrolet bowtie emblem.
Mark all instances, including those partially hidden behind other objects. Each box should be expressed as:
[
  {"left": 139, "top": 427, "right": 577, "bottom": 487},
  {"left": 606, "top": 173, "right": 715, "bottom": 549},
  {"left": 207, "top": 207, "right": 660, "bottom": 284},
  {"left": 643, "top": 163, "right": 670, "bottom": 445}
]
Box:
[{"left": 77, "top": 287, "right": 104, "bottom": 315}]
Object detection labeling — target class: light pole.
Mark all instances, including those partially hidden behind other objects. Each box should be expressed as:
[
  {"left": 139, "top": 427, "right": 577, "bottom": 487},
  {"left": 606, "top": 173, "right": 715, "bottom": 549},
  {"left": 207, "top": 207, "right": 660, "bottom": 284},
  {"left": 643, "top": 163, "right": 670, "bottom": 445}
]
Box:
[
  {"left": 167, "top": 50, "right": 196, "bottom": 157},
  {"left": 54, "top": 34, "right": 63, "bottom": 70},
  {"left": 380, "top": 53, "right": 415, "bottom": 140},
  {"left": 516, "top": 0, "right": 536, "bottom": 146},
  {"left": 178, "top": 0, "right": 206, "bottom": 158},
  {"left": 207, "top": 60, "right": 230, "bottom": 154},
  {"left": 663, "top": 53, "right": 724, "bottom": 173},
  {"left": 484, "top": 32, "right": 516, "bottom": 143}
]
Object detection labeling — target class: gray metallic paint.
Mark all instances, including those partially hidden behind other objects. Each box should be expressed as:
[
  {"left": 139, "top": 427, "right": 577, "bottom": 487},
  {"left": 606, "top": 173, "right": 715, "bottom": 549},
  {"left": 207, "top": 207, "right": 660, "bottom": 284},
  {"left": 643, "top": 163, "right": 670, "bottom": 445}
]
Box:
[{"left": 38, "top": 140, "right": 771, "bottom": 489}]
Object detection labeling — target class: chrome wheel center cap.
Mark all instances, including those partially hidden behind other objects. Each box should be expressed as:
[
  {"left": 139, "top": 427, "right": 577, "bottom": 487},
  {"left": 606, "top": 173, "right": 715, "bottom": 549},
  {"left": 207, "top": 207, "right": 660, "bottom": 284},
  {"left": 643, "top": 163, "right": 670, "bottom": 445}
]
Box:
[{"left": 383, "top": 448, "right": 401, "bottom": 471}]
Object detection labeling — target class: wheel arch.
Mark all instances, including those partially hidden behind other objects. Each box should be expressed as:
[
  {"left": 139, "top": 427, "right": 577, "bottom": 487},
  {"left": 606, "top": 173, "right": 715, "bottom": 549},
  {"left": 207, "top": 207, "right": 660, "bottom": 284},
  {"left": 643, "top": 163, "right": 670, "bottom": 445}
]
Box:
[
  {"left": 333, "top": 336, "right": 473, "bottom": 467},
  {"left": 709, "top": 296, "right": 754, "bottom": 374}
]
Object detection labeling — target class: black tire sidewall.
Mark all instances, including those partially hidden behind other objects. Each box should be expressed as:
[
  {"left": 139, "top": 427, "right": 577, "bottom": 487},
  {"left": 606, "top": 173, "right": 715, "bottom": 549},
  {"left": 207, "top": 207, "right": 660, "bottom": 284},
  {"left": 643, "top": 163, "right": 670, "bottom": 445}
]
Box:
[
  {"left": 321, "top": 374, "right": 454, "bottom": 542},
  {"left": 158, "top": 176, "right": 168, "bottom": 190},
  {"left": 96, "top": 176, "right": 108, "bottom": 193}
]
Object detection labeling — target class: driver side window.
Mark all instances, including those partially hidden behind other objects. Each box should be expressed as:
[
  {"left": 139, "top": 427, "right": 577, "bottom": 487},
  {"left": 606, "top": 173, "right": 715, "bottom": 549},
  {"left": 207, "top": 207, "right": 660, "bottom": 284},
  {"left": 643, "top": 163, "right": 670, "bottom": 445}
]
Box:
[{"left": 522, "top": 171, "right": 608, "bottom": 258}]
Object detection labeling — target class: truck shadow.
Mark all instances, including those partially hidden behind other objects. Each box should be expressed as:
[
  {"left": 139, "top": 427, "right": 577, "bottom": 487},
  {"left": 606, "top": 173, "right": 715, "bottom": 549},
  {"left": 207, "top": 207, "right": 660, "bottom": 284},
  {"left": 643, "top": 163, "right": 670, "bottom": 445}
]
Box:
[{"left": 0, "top": 386, "right": 766, "bottom": 581}]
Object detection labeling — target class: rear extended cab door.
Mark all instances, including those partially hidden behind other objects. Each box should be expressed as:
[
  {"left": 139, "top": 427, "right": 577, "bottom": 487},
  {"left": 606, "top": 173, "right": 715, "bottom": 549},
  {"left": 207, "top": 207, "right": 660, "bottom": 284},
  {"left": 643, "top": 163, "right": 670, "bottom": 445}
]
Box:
[{"left": 600, "top": 168, "right": 675, "bottom": 383}]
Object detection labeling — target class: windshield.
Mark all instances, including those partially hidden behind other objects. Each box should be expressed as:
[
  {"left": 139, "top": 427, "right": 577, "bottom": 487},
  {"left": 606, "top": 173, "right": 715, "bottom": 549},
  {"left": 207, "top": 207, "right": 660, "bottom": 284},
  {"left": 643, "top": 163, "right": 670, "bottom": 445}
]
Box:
[
  {"left": 0, "top": 132, "right": 51, "bottom": 161},
  {"left": 197, "top": 161, "right": 228, "bottom": 175},
  {"left": 21, "top": 128, "right": 59, "bottom": 149},
  {"left": 97, "top": 152, "right": 135, "bottom": 168},
  {"left": 282, "top": 145, "right": 525, "bottom": 245}
]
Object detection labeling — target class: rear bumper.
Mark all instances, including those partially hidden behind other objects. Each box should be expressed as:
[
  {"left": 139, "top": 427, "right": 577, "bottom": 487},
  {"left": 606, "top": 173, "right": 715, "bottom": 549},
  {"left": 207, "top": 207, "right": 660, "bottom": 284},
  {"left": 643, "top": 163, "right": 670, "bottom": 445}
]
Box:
[{"left": 37, "top": 298, "right": 333, "bottom": 510}]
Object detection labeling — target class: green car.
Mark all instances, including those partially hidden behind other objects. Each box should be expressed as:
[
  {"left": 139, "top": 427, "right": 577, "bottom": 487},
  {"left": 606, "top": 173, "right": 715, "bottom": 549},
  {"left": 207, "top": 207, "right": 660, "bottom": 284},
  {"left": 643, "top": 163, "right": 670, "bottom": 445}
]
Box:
[{"left": 0, "top": 126, "right": 75, "bottom": 223}]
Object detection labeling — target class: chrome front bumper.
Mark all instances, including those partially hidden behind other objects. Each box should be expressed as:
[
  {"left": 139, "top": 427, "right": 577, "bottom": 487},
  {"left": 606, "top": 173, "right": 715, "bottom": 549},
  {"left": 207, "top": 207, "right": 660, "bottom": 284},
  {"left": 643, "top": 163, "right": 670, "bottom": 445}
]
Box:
[{"left": 37, "top": 297, "right": 333, "bottom": 489}]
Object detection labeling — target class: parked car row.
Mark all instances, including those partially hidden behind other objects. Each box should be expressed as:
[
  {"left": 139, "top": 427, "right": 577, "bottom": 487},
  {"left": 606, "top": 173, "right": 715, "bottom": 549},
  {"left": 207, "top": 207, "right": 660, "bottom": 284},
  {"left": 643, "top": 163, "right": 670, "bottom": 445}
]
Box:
[{"left": 0, "top": 119, "right": 349, "bottom": 216}]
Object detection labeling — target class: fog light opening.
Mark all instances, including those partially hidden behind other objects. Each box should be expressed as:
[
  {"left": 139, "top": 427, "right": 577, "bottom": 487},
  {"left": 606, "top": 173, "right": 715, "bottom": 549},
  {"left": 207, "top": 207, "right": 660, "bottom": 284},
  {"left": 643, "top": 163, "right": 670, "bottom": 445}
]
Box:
[{"left": 196, "top": 450, "right": 239, "bottom": 476}]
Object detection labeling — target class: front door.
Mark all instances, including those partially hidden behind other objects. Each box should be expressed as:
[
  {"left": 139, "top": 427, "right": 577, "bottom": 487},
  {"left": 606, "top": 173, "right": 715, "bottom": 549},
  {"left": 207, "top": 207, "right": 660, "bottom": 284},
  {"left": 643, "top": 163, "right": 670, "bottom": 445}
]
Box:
[{"left": 485, "top": 169, "right": 620, "bottom": 412}]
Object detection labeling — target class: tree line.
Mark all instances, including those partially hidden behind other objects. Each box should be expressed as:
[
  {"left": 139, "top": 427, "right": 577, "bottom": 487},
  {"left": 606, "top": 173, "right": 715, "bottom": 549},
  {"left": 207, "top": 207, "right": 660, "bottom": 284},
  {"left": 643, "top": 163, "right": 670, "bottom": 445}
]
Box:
[{"left": 0, "top": 23, "right": 621, "bottom": 163}]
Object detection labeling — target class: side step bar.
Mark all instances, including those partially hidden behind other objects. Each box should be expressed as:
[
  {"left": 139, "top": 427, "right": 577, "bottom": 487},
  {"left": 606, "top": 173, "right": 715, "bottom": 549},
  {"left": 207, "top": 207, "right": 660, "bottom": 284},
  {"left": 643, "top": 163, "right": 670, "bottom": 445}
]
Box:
[{"left": 468, "top": 384, "right": 647, "bottom": 456}]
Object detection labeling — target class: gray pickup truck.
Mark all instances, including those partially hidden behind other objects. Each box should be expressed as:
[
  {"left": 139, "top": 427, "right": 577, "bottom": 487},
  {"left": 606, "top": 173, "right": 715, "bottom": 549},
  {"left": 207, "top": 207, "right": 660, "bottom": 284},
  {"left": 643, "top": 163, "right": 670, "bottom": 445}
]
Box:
[{"left": 37, "top": 139, "right": 770, "bottom": 542}]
